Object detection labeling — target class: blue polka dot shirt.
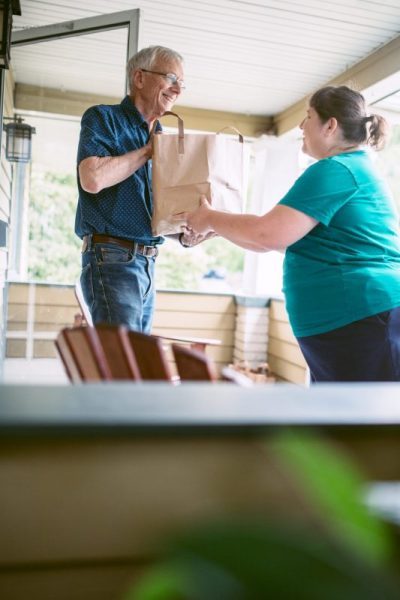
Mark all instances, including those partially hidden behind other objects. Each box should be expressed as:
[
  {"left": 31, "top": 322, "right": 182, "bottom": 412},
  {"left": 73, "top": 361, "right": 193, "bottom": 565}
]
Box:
[{"left": 75, "top": 95, "right": 163, "bottom": 246}]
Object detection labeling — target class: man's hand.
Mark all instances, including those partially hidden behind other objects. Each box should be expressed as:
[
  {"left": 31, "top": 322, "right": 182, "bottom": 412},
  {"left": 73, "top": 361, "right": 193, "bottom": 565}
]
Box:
[{"left": 180, "top": 229, "right": 217, "bottom": 247}]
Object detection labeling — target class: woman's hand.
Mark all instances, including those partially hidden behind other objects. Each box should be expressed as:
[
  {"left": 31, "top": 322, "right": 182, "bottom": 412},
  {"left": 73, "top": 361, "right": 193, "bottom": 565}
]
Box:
[{"left": 175, "top": 195, "right": 214, "bottom": 235}]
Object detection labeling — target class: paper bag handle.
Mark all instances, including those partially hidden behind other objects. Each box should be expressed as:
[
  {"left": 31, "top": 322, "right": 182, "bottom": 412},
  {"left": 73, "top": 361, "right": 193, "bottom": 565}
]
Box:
[
  {"left": 216, "top": 126, "right": 244, "bottom": 143},
  {"left": 150, "top": 111, "right": 185, "bottom": 154}
]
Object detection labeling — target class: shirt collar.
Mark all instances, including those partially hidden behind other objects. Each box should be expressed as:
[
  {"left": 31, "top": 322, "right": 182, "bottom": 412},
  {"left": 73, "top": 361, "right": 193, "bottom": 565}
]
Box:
[
  {"left": 121, "top": 96, "right": 162, "bottom": 132},
  {"left": 121, "top": 96, "right": 147, "bottom": 127}
]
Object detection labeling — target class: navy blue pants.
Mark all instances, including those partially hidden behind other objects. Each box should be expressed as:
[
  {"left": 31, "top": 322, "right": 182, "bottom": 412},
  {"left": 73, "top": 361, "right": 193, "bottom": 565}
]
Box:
[{"left": 297, "top": 307, "right": 400, "bottom": 383}]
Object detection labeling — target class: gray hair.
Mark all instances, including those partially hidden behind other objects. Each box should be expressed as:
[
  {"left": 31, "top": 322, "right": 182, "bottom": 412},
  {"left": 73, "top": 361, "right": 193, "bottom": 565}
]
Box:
[{"left": 127, "top": 45, "right": 183, "bottom": 92}]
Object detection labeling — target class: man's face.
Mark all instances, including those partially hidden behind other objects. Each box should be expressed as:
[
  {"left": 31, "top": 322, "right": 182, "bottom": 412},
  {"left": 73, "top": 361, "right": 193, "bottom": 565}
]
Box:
[{"left": 135, "top": 57, "right": 184, "bottom": 119}]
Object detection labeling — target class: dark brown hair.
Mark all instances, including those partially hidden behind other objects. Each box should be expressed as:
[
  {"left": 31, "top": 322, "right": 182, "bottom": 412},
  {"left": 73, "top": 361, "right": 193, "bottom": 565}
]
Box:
[{"left": 309, "top": 85, "right": 388, "bottom": 150}]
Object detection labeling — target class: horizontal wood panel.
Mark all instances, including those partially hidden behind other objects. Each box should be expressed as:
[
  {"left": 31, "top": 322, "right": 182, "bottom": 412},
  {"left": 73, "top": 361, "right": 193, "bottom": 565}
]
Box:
[
  {"left": 268, "top": 355, "right": 308, "bottom": 385},
  {"left": 267, "top": 299, "right": 308, "bottom": 383},
  {"left": 268, "top": 338, "right": 307, "bottom": 368},
  {"left": 206, "top": 346, "right": 234, "bottom": 363},
  {"left": 34, "top": 340, "right": 58, "bottom": 359},
  {"left": 6, "top": 340, "right": 26, "bottom": 358},
  {"left": 0, "top": 436, "right": 319, "bottom": 564},
  {"left": 6, "top": 304, "right": 28, "bottom": 324},
  {"left": 32, "top": 323, "right": 74, "bottom": 333},
  {"left": 155, "top": 292, "right": 236, "bottom": 313},
  {"left": 268, "top": 319, "right": 297, "bottom": 345},
  {"left": 153, "top": 311, "right": 235, "bottom": 331},
  {"left": 269, "top": 299, "right": 289, "bottom": 322},
  {"left": 7, "top": 284, "right": 30, "bottom": 303},
  {"left": 0, "top": 563, "right": 146, "bottom": 600},
  {"left": 6, "top": 322, "right": 28, "bottom": 332},
  {"left": 35, "top": 286, "right": 77, "bottom": 306},
  {"left": 34, "top": 306, "right": 79, "bottom": 325}
]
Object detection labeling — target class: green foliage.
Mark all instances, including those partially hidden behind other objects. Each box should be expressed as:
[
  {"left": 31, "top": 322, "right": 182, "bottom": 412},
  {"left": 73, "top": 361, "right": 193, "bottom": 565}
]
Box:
[
  {"left": 155, "top": 240, "right": 205, "bottom": 291},
  {"left": 203, "top": 237, "right": 245, "bottom": 273},
  {"left": 155, "top": 237, "right": 244, "bottom": 291},
  {"left": 125, "top": 432, "right": 399, "bottom": 600},
  {"left": 28, "top": 169, "right": 81, "bottom": 284},
  {"left": 131, "top": 522, "right": 397, "bottom": 600}
]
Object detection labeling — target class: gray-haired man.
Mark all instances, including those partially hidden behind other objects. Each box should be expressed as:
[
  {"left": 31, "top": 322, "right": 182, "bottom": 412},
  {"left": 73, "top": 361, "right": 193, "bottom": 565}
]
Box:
[{"left": 75, "top": 45, "right": 191, "bottom": 332}]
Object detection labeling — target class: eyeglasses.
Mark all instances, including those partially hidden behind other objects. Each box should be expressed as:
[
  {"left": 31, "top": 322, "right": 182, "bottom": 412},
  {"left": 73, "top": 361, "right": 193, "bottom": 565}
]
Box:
[{"left": 141, "top": 69, "right": 186, "bottom": 89}]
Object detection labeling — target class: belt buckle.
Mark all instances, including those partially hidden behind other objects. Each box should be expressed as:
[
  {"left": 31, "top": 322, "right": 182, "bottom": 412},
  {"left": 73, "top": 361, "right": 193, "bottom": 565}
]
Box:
[
  {"left": 142, "top": 245, "right": 158, "bottom": 258},
  {"left": 150, "top": 246, "right": 159, "bottom": 258}
]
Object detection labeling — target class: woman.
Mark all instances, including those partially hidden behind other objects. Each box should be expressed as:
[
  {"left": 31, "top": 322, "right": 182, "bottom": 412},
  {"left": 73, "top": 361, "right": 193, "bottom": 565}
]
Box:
[{"left": 180, "top": 85, "right": 400, "bottom": 382}]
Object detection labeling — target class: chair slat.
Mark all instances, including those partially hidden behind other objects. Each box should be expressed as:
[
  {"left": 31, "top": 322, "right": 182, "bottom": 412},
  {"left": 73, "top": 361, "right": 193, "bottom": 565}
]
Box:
[
  {"left": 55, "top": 334, "right": 82, "bottom": 383},
  {"left": 172, "top": 344, "right": 217, "bottom": 382},
  {"left": 127, "top": 331, "right": 173, "bottom": 381},
  {"left": 95, "top": 324, "right": 141, "bottom": 380},
  {"left": 61, "top": 327, "right": 111, "bottom": 382}
]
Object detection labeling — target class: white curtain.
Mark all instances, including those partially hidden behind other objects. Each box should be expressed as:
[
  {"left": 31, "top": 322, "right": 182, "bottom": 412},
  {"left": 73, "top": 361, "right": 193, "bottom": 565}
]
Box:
[{"left": 242, "top": 133, "right": 302, "bottom": 297}]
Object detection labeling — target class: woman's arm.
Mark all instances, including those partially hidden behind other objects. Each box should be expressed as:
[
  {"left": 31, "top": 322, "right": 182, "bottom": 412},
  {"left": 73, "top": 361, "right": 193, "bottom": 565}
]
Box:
[{"left": 180, "top": 197, "right": 318, "bottom": 252}]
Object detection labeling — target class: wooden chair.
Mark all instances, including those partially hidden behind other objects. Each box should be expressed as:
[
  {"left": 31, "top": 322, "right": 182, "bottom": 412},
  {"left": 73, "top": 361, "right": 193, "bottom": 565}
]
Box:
[
  {"left": 57, "top": 326, "right": 111, "bottom": 382},
  {"left": 171, "top": 343, "right": 218, "bottom": 382},
  {"left": 126, "top": 330, "right": 174, "bottom": 381},
  {"left": 94, "top": 324, "right": 141, "bottom": 381},
  {"left": 55, "top": 333, "right": 82, "bottom": 383}
]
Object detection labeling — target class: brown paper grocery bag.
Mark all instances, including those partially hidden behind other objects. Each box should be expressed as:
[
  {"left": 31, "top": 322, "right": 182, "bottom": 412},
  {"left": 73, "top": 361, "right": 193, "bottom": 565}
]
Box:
[{"left": 151, "top": 111, "right": 247, "bottom": 236}]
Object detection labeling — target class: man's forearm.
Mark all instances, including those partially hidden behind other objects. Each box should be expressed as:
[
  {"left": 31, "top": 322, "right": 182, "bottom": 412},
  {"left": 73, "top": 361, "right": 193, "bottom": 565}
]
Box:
[{"left": 79, "top": 144, "right": 151, "bottom": 193}]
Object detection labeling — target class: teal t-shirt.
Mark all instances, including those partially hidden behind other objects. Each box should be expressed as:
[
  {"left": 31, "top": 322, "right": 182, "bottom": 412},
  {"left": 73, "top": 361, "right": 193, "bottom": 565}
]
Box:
[{"left": 278, "top": 150, "right": 400, "bottom": 337}]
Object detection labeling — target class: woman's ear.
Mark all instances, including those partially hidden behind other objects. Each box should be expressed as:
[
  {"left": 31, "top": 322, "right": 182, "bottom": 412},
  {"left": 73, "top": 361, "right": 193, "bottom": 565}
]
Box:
[{"left": 324, "top": 117, "right": 338, "bottom": 137}]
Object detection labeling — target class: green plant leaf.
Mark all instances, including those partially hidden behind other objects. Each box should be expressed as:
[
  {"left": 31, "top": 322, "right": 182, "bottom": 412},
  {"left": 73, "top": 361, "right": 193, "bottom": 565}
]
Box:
[
  {"left": 125, "top": 564, "right": 186, "bottom": 600},
  {"left": 130, "top": 521, "right": 398, "bottom": 600}
]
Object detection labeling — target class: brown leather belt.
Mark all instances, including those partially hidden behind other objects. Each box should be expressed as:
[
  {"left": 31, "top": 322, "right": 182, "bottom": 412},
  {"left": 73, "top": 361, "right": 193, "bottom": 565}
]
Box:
[{"left": 82, "top": 234, "right": 159, "bottom": 257}]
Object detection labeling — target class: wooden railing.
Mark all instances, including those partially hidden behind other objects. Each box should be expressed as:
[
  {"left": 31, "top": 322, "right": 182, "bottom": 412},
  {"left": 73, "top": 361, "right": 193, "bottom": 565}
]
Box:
[
  {"left": 6, "top": 282, "right": 309, "bottom": 384},
  {"left": 6, "top": 283, "right": 237, "bottom": 373}
]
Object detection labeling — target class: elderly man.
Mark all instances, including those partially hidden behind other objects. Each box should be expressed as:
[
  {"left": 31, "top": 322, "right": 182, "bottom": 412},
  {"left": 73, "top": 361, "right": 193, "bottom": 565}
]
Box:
[{"left": 75, "top": 45, "right": 192, "bottom": 332}]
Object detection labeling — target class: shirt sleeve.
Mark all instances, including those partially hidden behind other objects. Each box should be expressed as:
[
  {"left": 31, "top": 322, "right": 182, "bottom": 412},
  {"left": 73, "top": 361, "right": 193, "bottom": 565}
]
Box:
[
  {"left": 278, "top": 158, "right": 358, "bottom": 226},
  {"left": 77, "top": 106, "right": 116, "bottom": 163}
]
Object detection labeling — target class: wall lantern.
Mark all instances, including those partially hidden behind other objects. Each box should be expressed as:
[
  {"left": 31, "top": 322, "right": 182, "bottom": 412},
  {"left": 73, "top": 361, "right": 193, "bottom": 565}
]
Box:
[{"left": 3, "top": 115, "right": 36, "bottom": 162}]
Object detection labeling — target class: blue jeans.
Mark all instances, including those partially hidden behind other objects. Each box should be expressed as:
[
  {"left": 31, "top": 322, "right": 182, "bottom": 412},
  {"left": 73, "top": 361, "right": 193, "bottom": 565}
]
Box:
[
  {"left": 297, "top": 307, "right": 400, "bottom": 382},
  {"left": 80, "top": 239, "right": 156, "bottom": 333}
]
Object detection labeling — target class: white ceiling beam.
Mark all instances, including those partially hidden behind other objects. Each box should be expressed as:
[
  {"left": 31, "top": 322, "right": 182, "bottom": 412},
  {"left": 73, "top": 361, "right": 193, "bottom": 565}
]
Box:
[{"left": 14, "top": 83, "right": 273, "bottom": 137}]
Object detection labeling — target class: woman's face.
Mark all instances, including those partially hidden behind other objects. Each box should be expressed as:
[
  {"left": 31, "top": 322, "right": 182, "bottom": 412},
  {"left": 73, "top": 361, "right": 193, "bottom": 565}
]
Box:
[{"left": 299, "top": 106, "right": 328, "bottom": 159}]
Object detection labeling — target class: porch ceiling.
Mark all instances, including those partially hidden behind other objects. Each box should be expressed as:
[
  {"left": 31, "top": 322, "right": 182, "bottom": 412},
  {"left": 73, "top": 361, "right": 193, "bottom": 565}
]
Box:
[{"left": 10, "top": 0, "right": 400, "bottom": 128}]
